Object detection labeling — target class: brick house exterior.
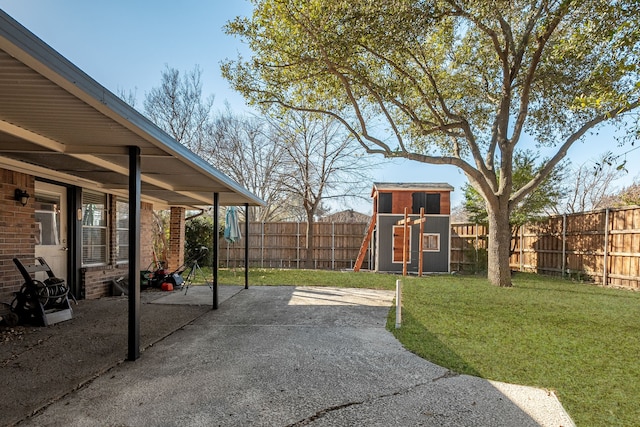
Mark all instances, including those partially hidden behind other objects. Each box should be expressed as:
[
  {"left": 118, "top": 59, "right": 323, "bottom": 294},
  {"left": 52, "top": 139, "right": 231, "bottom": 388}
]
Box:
[
  {"left": 0, "top": 10, "right": 262, "bottom": 318},
  {"left": 0, "top": 168, "right": 159, "bottom": 302}
]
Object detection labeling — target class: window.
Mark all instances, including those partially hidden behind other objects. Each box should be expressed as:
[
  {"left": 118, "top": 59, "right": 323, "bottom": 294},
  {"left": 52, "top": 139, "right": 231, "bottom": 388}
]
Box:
[
  {"left": 379, "top": 193, "right": 392, "bottom": 213},
  {"left": 82, "top": 191, "right": 108, "bottom": 265},
  {"left": 116, "top": 199, "right": 129, "bottom": 262},
  {"left": 34, "top": 193, "right": 61, "bottom": 246},
  {"left": 412, "top": 193, "right": 440, "bottom": 214},
  {"left": 422, "top": 233, "right": 440, "bottom": 252}
]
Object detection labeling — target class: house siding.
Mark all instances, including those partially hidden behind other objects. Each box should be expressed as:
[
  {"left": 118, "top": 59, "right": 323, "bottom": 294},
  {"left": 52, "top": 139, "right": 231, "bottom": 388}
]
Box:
[{"left": 376, "top": 214, "right": 450, "bottom": 273}]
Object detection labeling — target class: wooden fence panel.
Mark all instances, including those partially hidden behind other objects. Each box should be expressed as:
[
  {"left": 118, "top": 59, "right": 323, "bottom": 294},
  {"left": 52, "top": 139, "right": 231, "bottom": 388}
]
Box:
[
  {"left": 455, "top": 206, "right": 640, "bottom": 290},
  {"left": 217, "top": 207, "right": 640, "bottom": 289},
  {"left": 450, "top": 223, "right": 487, "bottom": 272},
  {"left": 220, "top": 222, "right": 369, "bottom": 270}
]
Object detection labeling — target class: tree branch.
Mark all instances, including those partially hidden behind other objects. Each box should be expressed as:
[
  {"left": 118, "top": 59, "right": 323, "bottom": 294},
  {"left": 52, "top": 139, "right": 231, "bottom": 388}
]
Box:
[{"left": 512, "top": 100, "right": 640, "bottom": 205}]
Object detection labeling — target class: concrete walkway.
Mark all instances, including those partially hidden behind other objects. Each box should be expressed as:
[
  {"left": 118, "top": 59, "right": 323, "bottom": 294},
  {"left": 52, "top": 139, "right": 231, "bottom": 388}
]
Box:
[{"left": 21, "top": 286, "right": 574, "bottom": 426}]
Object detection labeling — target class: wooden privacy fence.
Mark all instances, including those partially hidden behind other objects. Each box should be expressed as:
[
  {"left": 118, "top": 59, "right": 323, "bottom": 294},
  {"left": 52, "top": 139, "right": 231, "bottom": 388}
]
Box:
[
  {"left": 219, "top": 222, "right": 370, "bottom": 270},
  {"left": 451, "top": 206, "right": 640, "bottom": 289},
  {"left": 223, "top": 206, "right": 640, "bottom": 290}
]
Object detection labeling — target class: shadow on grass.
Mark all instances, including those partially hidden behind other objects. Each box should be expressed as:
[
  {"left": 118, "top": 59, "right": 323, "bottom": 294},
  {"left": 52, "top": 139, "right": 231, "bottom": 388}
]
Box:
[{"left": 388, "top": 307, "right": 482, "bottom": 378}]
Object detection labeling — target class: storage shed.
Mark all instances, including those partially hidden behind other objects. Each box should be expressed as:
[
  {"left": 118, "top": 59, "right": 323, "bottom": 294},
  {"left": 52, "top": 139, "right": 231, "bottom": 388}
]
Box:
[{"left": 355, "top": 182, "right": 454, "bottom": 274}]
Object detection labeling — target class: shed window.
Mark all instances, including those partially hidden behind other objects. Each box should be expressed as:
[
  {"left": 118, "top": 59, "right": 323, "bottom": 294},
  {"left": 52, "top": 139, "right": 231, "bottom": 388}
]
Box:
[
  {"left": 412, "top": 193, "right": 440, "bottom": 214},
  {"left": 422, "top": 233, "right": 440, "bottom": 252},
  {"left": 82, "top": 191, "right": 108, "bottom": 265},
  {"left": 379, "top": 193, "right": 392, "bottom": 213}
]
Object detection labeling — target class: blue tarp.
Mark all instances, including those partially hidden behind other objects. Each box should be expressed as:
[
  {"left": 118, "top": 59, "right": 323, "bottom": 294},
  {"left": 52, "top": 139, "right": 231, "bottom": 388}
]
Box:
[{"left": 224, "top": 206, "right": 242, "bottom": 243}]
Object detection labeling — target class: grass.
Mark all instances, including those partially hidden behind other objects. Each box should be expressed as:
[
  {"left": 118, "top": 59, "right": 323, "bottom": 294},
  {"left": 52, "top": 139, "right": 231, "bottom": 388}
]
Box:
[
  {"left": 196, "top": 267, "right": 640, "bottom": 426},
  {"left": 202, "top": 267, "right": 401, "bottom": 290}
]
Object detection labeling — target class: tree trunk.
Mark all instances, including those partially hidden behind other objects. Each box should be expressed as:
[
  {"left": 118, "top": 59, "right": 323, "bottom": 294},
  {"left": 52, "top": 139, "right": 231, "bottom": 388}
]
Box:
[{"left": 487, "top": 204, "right": 513, "bottom": 287}]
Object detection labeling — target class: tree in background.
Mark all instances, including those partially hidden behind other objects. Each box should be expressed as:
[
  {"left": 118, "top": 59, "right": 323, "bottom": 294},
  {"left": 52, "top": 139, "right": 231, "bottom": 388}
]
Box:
[
  {"left": 223, "top": 1, "right": 640, "bottom": 286},
  {"left": 270, "top": 110, "right": 371, "bottom": 268},
  {"left": 599, "top": 179, "right": 640, "bottom": 208},
  {"left": 553, "top": 153, "right": 625, "bottom": 214},
  {"left": 463, "top": 151, "right": 566, "bottom": 254},
  {"left": 184, "top": 214, "right": 215, "bottom": 265},
  {"left": 144, "top": 65, "right": 215, "bottom": 160},
  {"left": 616, "top": 181, "right": 640, "bottom": 206},
  {"left": 208, "top": 107, "right": 293, "bottom": 222},
  {"left": 142, "top": 66, "right": 366, "bottom": 225}
]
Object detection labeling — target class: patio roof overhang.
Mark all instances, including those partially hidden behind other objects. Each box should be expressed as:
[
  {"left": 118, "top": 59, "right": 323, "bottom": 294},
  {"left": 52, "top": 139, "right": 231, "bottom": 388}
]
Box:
[{"left": 0, "top": 10, "right": 264, "bottom": 208}]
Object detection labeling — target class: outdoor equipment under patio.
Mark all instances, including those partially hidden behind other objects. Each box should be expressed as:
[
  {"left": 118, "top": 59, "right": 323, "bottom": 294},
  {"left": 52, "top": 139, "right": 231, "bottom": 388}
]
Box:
[{"left": 0, "top": 10, "right": 264, "bottom": 360}]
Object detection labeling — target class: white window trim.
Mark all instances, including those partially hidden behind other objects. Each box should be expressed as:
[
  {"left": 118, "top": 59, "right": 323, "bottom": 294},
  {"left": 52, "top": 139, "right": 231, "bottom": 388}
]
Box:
[
  {"left": 422, "top": 233, "right": 441, "bottom": 252},
  {"left": 82, "top": 190, "right": 109, "bottom": 267},
  {"left": 115, "top": 198, "right": 129, "bottom": 264}
]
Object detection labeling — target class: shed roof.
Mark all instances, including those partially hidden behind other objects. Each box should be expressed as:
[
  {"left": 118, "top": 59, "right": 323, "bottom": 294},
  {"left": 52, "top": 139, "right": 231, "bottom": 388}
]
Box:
[
  {"left": 0, "top": 10, "right": 264, "bottom": 208},
  {"left": 372, "top": 182, "right": 455, "bottom": 195}
]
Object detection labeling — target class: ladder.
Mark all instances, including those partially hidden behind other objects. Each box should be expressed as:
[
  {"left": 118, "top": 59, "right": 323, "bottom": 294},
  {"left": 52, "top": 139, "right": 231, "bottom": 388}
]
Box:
[{"left": 353, "top": 215, "right": 377, "bottom": 271}]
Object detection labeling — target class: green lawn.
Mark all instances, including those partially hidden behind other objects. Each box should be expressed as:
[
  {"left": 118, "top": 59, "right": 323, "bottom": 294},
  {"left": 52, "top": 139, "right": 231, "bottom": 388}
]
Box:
[
  {"left": 207, "top": 268, "right": 640, "bottom": 426},
  {"left": 215, "top": 267, "right": 400, "bottom": 289}
]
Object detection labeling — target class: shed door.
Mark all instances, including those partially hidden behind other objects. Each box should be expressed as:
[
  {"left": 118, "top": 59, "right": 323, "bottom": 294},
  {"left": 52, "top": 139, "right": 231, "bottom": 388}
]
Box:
[{"left": 392, "top": 225, "right": 411, "bottom": 263}]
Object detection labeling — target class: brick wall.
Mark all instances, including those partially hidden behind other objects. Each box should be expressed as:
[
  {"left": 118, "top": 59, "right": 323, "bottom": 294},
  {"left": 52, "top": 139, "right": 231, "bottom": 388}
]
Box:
[
  {"left": 167, "top": 207, "right": 185, "bottom": 272},
  {"left": 81, "top": 264, "right": 129, "bottom": 299},
  {"left": 141, "top": 202, "right": 154, "bottom": 269},
  {"left": 0, "top": 169, "right": 35, "bottom": 302}
]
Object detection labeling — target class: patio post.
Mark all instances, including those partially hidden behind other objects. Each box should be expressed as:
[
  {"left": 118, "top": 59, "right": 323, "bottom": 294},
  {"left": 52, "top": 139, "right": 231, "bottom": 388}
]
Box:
[
  {"left": 245, "top": 203, "right": 249, "bottom": 289},
  {"left": 127, "top": 145, "right": 141, "bottom": 361},
  {"left": 213, "top": 192, "right": 219, "bottom": 309}
]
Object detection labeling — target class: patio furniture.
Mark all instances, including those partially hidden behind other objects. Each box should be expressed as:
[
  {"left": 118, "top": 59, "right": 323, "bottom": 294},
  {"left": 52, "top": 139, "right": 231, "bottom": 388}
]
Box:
[{"left": 11, "top": 257, "right": 74, "bottom": 326}]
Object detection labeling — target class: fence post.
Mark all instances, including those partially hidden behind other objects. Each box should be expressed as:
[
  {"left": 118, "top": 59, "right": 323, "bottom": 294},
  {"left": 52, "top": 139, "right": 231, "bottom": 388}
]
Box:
[
  {"left": 562, "top": 214, "right": 567, "bottom": 278},
  {"left": 519, "top": 225, "right": 524, "bottom": 272},
  {"left": 603, "top": 208, "right": 610, "bottom": 286},
  {"left": 332, "top": 222, "right": 335, "bottom": 270},
  {"left": 296, "top": 222, "right": 300, "bottom": 269},
  {"left": 475, "top": 225, "right": 479, "bottom": 272},
  {"left": 261, "top": 222, "right": 265, "bottom": 268}
]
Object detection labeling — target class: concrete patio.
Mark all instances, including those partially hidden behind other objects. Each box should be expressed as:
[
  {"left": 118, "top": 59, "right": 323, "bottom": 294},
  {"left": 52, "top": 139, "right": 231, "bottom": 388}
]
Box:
[{"left": 1, "top": 285, "right": 574, "bottom": 426}]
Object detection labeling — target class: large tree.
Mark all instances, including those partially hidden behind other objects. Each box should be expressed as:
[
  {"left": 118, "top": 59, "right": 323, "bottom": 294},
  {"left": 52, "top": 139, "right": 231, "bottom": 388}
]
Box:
[
  {"left": 222, "top": 0, "right": 640, "bottom": 286},
  {"left": 463, "top": 150, "right": 566, "bottom": 254}
]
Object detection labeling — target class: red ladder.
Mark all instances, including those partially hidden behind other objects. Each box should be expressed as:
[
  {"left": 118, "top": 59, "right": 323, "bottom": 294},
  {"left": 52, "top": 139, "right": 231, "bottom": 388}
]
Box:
[{"left": 353, "top": 215, "right": 377, "bottom": 271}]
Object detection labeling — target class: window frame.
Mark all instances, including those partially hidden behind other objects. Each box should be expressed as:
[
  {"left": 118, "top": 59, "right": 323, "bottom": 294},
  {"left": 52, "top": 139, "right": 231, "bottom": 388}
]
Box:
[
  {"left": 115, "top": 198, "right": 129, "bottom": 264},
  {"left": 81, "top": 190, "right": 109, "bottom": 266},
  {"left": 422, "top": 233, "right": 441, "bottom": 252}
]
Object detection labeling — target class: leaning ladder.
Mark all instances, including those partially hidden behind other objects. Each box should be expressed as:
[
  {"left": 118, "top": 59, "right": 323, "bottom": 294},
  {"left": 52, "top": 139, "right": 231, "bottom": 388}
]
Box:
[{"left": 353, "top": 215, "right": 377, "bottom": 272}]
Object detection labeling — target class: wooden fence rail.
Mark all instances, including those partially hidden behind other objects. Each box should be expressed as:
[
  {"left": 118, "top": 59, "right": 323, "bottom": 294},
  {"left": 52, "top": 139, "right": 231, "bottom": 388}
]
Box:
[{"left": 223, "top": 206, "right": 640, "bottom": 290}]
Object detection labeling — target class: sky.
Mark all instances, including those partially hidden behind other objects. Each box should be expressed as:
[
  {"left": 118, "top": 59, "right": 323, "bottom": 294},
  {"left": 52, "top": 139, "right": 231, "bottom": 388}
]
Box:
[{"left": 1, "top": 1, "right": 638, "bottom": 215}]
